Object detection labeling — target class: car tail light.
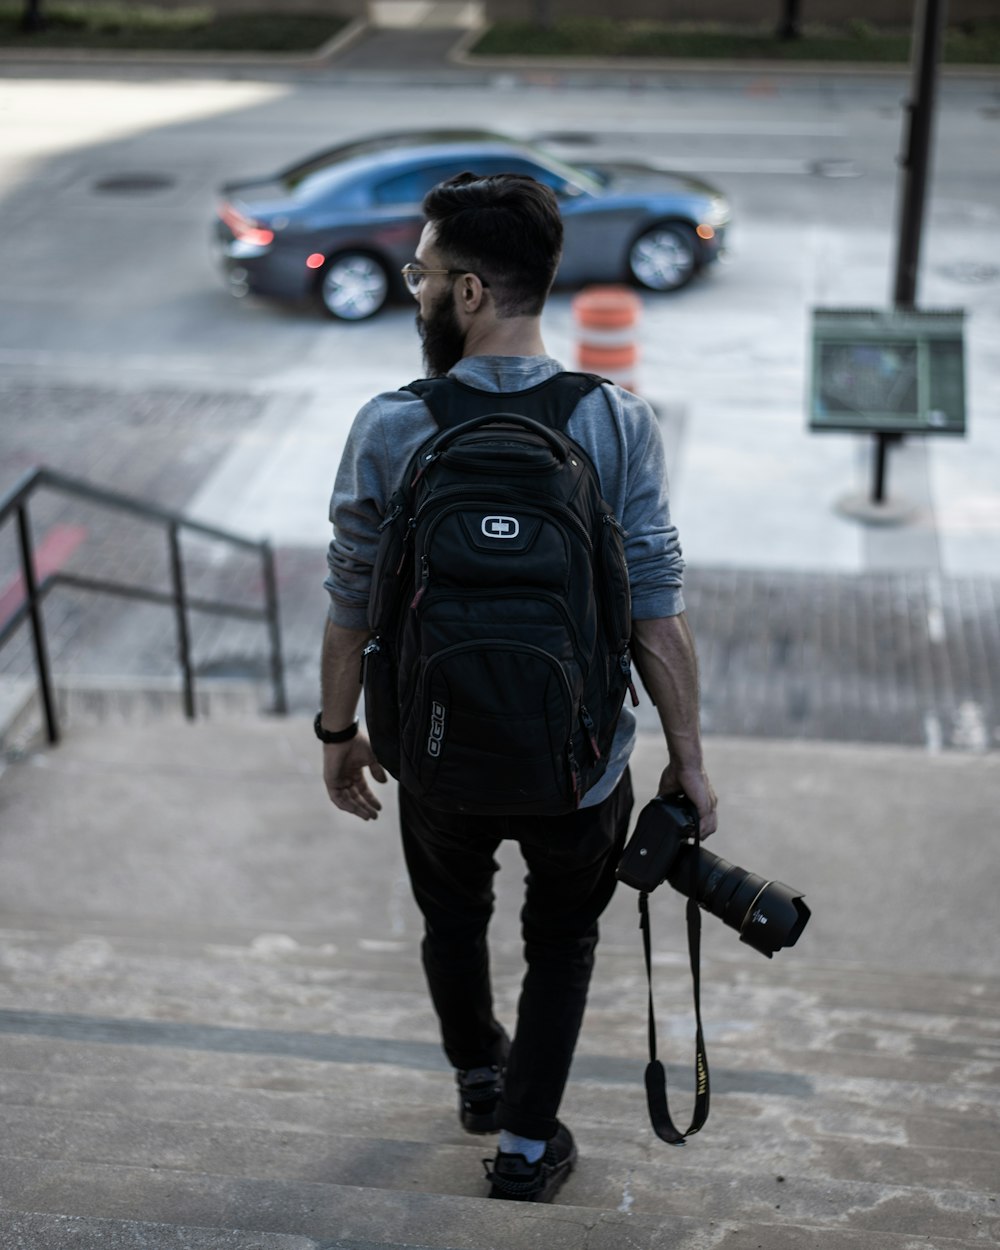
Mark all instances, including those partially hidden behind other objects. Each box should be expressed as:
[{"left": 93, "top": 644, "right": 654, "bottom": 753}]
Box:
[{"left": 217, "top": 200, "right": 274, "bottom": 247}]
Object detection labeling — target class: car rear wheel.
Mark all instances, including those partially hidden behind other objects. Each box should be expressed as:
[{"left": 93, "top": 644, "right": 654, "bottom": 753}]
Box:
[
  {"left": 628, "top": 223, "right": 699, "bottom": 293},
  {"left": 318, "top": 251, "right": 389, "bottom": 320}
]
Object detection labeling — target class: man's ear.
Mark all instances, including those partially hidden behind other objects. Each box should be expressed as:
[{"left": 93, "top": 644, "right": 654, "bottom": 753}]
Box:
[{"left": 458, "top": 272, "right": 487, "bottom": 313}]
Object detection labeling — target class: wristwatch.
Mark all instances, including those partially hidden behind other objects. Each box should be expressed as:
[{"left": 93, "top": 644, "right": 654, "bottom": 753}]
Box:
[{"left": 314, "top": 713, "right": 359, "bottom": 744}]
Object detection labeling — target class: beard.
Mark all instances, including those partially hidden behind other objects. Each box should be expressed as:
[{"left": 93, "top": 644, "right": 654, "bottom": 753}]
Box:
[{"left": 417, "top": 288, "right": 467, "bottom": 378}]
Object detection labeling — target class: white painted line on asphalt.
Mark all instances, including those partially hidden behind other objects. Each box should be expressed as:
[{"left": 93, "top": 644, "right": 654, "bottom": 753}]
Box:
[
  {"left": 647, "top": 156, "right": 817, "bottom": 175},
  {"left": 546, "top": 146, "right": 823, "bottom": 174},
  {"left": 534, "top": 120, "right": 849, "bottom": 137}
]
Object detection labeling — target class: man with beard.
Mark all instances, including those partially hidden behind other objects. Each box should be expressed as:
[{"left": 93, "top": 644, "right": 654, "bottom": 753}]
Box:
[{"left": 319, "top": 172, "right": 716, "bottom": 1201}]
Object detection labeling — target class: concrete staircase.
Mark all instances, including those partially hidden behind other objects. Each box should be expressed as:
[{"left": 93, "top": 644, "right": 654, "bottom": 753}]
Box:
[{"left": 1, "top": 718, "right": 998, "bottom": 1249}]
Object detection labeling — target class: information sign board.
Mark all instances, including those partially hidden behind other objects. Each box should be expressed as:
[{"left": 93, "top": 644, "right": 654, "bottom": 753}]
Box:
[{"left": 810, "top": 308, "right": 965, "bottom": 435}]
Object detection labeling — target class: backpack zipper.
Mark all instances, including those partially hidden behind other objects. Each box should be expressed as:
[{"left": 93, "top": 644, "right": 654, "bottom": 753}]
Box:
[
  {"left": 378, "top": 501, "right": 403, "bottom": 532},
  {"left": 410, "top": 555, "right": 430, "bottom": 610},
  {"left": 580, "top": 705, "right": 601, "bottom": 761},
  {"left": 620, "top": 650, "right": 640, "bottom": 707}
]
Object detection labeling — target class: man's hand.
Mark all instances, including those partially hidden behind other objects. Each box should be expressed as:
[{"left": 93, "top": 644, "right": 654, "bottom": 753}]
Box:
[
  {"left": 323, "top": 734, "right": 388, "bottom": 821},
  {"left": 658, "top": 761, "right": 718, "bottom": 838}
]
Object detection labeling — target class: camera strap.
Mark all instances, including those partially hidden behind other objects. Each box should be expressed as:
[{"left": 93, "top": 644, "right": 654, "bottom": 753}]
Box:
[{"left": 638, "top": 880, "right": 710, "bottom": 1144}]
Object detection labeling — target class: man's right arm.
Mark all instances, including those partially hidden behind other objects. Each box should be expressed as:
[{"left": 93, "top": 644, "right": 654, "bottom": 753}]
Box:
[{"left": 631, "top": 612, "right": 718, "bottom": 837}]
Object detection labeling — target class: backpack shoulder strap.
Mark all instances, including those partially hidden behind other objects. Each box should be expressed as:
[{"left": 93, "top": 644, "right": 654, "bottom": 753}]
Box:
[{"left": 402, "top": 371, "right": 606, "bottom": 432}]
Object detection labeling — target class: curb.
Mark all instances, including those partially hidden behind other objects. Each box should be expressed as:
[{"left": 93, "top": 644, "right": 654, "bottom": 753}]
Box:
[
  {"left": 448, "top": 31, "right": 1000, "bottom": 77},
  {"left": 0, "top": 28, "right": 996, "bottom": 79}
]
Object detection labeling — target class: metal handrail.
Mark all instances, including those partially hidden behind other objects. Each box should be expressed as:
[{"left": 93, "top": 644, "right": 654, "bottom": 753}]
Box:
[{"left": 0, "top": 466, "right": 288, "bottom": 744}]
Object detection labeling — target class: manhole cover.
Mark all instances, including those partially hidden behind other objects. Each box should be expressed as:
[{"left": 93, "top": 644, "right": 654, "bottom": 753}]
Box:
[
  {"left": 809, "top": 159, "right": 862, "bottom": 179},
  {"left": 92, "top": 173, "right": 176, "bottom": 195},
  {"left": 939, "top": 260, "right": 1000, "bottom": 285}
]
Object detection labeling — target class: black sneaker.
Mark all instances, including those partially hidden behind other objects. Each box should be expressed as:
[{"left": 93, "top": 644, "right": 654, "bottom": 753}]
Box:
[
  {"left": 456, "top": 1063, "right": 504, "bottom": 1134},
  {"left": 484, "top": 1122, "right": 577, "bottom": 1202}
]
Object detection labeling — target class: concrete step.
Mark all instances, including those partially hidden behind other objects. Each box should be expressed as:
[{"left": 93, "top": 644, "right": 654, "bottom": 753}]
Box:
[
  {"left": 0, "top": 1155, "right": 995, "bottom": 1250},
  {"left": 2, "top": 720, "right": 999, "bottom": 1248},
  {"left": 1, "top": 1028, "right": 996, "bottom": 1162},
  {"left": 2, "top": 1090, "right": 998, "bottom": 1211},
  {"left": 0, "top": 1212, "right": 321, "bottom": 1250}
]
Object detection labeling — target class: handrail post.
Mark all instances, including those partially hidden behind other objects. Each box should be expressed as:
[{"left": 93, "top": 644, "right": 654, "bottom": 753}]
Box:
[
  {"left": 260, "top": 540, "right": 288, "bottom": 715},
  {"left": 168, "top": 522, "right": 196, "bottom": 720},
  {"left": 16, "top": 504, "right": 60, "bottom": 744}
]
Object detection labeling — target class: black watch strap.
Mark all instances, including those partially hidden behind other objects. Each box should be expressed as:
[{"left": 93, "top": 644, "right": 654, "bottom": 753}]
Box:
[{"left": 314, "top": 713, "right": 359, "bottom": 744}]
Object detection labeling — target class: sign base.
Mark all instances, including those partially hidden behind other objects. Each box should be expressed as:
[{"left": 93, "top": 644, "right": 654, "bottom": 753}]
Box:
[{"left": 834, "top": 492, "right": 921, "bottom": 527}]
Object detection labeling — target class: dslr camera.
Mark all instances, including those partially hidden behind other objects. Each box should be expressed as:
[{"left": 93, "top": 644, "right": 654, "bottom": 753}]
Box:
[{"left": 617, "top": 794, "right": 811, "bottom": 958}]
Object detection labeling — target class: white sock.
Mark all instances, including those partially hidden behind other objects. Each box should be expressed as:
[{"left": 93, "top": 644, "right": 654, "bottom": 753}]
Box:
[{"left": 499, "top": 1130, "right": 545, "bottom": 1163}]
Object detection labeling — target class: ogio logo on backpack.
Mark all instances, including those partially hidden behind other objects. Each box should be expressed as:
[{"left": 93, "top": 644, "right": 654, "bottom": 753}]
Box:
[
  {"left": 481, "top": 515, "right": 520, "bottom": 540},
  {"left": 427, "top": 701, "right": 446, "bottom": 756}
]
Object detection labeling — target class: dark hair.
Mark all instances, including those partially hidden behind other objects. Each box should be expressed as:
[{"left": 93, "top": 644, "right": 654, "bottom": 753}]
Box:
[{"left": 422, "top": 172, "right": 563, "bottom": 317}]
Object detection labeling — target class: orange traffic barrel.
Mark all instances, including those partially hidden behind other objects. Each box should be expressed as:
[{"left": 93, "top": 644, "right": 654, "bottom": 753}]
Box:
[{"left": 572, "top": 286, "right": 642, "bottom": 392}]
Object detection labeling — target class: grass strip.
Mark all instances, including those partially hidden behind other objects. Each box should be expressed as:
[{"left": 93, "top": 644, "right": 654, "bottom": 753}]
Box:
[
  {"left": 0, "top": 5, "right": 348, "bottom": 51},
  {"left": 469, "top": 18, "right": 1000, "bottom": 64}
]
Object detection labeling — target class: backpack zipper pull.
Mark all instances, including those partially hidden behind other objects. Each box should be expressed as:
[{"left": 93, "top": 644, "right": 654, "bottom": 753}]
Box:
[
  {"left": 410, "top": 555, "right": 430, "bottom": 610},
  {"left": 361, "top": 637, "right": 380, "bottom": 684},
  {"left": 580, "top": 706, "right": 601, "bottom": 761},
  {"left": 378, "top": 501, "right": 402, "bottom": 532},
  {"left": 394, "top": 518, "right": 415, "bottom": 576},
  {"left": 410, "top": 450, "right": 439, "bottom": 488},
  {"left": 603, "top": 512, "right": 628, "bottom": 538},
  {"left": 567, "top": 741, "right": 582, "bottom": 808},
  {"left": 621, "top": 652, "right": 640, "bottom": 707}
]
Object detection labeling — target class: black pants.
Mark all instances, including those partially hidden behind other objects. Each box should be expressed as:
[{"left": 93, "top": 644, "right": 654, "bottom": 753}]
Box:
[{"left": 399, "top": 768, "right": 634, "bottom": 1141}]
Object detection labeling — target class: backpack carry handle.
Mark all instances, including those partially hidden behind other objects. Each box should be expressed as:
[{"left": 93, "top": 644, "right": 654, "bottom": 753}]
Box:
[{"left": 427, "top": 413, "right": 571, "bottom": 462}]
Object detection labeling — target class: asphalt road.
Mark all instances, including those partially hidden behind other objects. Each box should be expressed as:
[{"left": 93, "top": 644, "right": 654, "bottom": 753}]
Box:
[{"left": 0, "top": 69, "right": 997, "bottom": 381}]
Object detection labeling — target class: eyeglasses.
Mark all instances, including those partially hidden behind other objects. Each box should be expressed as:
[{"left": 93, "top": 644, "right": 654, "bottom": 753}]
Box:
[{"left": 400, "top": 263, "right": 488, "bottom": 294}]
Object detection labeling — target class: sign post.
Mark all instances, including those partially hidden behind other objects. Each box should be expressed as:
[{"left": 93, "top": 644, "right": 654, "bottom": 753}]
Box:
[
  {"left": 807, "top": 0, "right": 963, "bottom": 523},
  {"left": 809, "top": 307, "right": 966, "bottom": 520}
]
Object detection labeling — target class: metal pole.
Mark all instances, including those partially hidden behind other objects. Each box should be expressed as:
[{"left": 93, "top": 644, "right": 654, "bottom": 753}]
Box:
[
  {"left": 168, "top": 522, "right": 196, "bottom": 721},
  {"left": 872, "top": 0, "right": 947, "bottom": 503},
  {"left": 21, "top": 0, "right": 44, "bottom": 31},
  {"left": 16, "top": 504, "right": 59, "bottom": 744},
  {"left": 777, "top": 0, "right": 802, "bottom": 39},
  {"left": 893, "top": 0, "right": 947, "bottom": 310},
  {"left": 260, "top": 541, "right": 288, "bottom": 715},
  {"left": 872, "top": 434, "right": 889, "bottom": 503}
]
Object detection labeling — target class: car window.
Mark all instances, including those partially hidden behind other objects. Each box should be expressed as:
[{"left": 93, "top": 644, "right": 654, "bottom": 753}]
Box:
[
  {"left": 467, "top": 155, "right": 601, "bottom": 198},
  {"left": 468, "top": 156, "right": 565, "bottom": 191},
  {"left": 371, "top": 163, "right": 470, "bottom": 207}
]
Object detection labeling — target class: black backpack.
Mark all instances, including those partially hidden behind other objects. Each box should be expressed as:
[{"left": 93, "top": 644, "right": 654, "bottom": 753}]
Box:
[{"left": 362, "top": 371, "right": 637, "bottom": 815}]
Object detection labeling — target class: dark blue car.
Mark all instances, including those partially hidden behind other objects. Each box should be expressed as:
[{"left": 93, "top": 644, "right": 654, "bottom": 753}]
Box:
[{"left": 214, "top": 130, "right": 731, "bottom": 320}]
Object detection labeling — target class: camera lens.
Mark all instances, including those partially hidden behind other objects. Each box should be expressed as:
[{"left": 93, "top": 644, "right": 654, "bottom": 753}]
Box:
[{"left": 666, "top": 845, "right": 810, "bottom": 958}]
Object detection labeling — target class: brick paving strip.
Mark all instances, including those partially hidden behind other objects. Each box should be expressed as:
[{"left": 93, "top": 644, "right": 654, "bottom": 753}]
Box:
[{"left": 2, "top": 382, "right": 997, "bottom": 753}]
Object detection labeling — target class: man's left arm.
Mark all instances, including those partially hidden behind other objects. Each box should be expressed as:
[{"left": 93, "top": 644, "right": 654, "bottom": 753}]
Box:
[{"left": 320, "top": 617, "right": 387, "bottom": 822}]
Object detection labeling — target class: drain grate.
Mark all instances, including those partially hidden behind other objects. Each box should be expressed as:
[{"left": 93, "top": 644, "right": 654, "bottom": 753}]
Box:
[{"left": 92, "top": 173, "right": 176, "bottom": 195}]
